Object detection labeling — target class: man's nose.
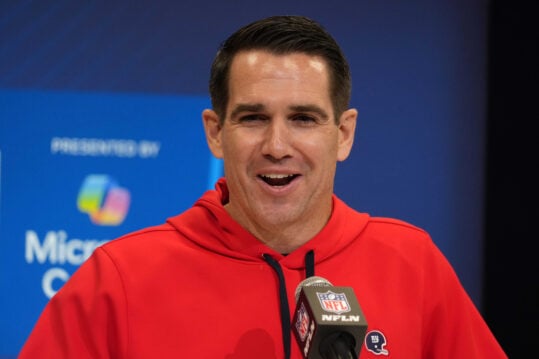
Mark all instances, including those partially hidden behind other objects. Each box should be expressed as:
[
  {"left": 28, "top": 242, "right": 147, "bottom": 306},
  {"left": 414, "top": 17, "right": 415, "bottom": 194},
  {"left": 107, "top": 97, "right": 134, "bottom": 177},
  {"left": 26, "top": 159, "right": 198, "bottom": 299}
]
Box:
[{"left": 261, "top": 119, "right": 291, "bottom": 160}]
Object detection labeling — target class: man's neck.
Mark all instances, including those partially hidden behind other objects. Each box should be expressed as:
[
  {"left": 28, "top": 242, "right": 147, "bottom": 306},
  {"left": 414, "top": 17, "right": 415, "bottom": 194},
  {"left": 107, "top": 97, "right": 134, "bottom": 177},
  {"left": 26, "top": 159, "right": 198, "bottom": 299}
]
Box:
[{"left": 224, "top": 203, "right": 331, "bottom": 254}]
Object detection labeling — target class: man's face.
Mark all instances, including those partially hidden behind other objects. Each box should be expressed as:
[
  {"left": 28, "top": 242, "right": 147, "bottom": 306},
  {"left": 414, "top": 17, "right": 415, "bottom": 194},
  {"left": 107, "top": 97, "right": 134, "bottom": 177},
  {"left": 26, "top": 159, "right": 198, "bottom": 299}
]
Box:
[{"left": 203, "top": 50, "right": 356, "bottom": 238}]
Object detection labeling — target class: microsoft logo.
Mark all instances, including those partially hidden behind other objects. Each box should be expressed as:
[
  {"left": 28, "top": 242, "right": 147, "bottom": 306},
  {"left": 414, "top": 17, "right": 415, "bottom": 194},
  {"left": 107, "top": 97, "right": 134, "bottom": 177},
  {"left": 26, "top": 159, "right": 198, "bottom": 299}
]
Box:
[{"left": 77, "top": 174, "right": 130, "bottom": 226}]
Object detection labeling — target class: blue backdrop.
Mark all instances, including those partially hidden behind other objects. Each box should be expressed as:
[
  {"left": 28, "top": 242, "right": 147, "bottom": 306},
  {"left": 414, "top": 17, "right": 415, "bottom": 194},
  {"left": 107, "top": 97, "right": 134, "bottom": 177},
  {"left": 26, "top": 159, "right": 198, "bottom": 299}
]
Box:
[{"left": 0, "top": 1, "right": 487, "bottom": 356}]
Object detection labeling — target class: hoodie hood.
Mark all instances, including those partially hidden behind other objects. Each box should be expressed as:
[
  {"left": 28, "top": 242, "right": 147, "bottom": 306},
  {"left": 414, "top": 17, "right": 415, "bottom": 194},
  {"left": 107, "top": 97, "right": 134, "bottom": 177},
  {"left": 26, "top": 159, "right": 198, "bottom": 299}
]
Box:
[{"left": 167, "top": 178, "right": 370, "bottom": 269}]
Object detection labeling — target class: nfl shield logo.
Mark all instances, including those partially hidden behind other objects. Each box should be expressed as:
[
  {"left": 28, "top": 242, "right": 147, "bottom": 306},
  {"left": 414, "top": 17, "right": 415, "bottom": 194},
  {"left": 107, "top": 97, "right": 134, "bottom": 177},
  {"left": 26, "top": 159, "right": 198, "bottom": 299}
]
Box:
[
  {"left": 295, "top": 302, "right": 310, "bottom": 341},
  {"left": 316, "top": 290, "right": 351, "bottom": 314}
]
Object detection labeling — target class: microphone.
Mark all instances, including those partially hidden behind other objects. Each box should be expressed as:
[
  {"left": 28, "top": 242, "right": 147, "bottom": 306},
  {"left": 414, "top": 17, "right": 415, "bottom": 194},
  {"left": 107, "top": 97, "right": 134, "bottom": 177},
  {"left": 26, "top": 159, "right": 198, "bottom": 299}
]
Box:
[{"left": 292, "top": 276, "right": 368, "bottom": 359}]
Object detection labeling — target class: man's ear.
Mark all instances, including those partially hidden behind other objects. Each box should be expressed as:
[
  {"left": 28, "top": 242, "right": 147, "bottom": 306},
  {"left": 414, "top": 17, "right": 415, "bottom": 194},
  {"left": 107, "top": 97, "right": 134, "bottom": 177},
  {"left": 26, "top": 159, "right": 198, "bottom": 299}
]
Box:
[
  {"left": 202, "top": 109, "right": 224, "bottom": 159},
  {"left": 337, "top": 108, "right": 358, "bottom": 162}
]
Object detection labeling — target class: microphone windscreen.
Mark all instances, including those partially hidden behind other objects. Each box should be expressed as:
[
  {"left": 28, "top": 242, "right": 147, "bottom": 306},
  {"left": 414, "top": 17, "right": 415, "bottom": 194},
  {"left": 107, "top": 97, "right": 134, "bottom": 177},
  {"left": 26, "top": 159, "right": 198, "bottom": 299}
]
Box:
[{"left": 294, "top": 276, "right": 332, "bottom": 302}]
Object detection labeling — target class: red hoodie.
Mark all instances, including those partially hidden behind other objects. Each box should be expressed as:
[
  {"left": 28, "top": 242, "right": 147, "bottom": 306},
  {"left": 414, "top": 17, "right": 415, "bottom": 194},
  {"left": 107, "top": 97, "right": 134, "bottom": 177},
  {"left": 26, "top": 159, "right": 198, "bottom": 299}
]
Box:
[{"left": 19, "top": 179, "right": 506, "bottom": 358}]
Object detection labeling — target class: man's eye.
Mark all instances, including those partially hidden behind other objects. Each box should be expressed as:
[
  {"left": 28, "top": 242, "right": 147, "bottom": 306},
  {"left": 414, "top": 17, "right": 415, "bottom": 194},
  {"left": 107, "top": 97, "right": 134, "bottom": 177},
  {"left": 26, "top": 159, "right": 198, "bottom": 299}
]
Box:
[
  {"left": 240, "top": 114, "right": 266, "bottom": 122},
  {"left": 292, "top": 115, "right": 316, "bottom": 123}
]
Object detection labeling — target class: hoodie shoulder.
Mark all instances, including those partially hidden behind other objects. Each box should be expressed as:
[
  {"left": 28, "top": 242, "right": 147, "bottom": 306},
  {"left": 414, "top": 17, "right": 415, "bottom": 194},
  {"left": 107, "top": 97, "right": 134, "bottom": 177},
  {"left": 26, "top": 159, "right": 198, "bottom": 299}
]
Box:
[
  {"left": 358, "top": 215, "right": 435, "bottom": 260},
  {"left": 368, "top": 216, "right": 429, "bottom": 235},
  {"left": 101, "top": 222, "right": 178, "bottom": 250}
]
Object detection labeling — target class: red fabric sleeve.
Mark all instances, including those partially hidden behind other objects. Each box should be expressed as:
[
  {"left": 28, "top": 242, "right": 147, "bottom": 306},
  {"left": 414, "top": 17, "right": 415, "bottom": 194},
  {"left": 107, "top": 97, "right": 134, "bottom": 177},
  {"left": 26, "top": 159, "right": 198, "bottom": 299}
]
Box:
[
  {"left": 421, "top": 239, "right": 507, "bottom": 358},
  {"left": 19, "top": 247, "right": 128, "bottom": 359}
]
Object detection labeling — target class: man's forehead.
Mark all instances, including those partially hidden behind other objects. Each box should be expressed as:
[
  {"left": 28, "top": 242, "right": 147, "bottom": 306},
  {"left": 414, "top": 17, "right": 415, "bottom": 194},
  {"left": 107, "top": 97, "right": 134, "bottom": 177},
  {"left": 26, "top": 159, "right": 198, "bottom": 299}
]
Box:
[{"left": 231, "top": 50, "right": 329, "bottom": 70}]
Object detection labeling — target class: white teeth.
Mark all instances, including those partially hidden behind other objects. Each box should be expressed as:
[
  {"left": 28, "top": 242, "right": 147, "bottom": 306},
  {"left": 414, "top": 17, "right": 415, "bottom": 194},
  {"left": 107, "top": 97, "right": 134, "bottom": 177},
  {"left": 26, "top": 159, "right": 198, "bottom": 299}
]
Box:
[{"left": 261, "top": 174, "right": 294, "bottom": 179}]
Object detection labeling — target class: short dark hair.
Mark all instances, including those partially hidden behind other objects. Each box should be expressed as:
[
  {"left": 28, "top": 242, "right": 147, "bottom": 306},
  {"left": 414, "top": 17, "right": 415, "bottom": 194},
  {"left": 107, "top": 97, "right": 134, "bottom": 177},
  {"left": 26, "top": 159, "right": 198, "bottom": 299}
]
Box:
[{"left": 209, "top": 15, "right": 352, "bottom": 123}]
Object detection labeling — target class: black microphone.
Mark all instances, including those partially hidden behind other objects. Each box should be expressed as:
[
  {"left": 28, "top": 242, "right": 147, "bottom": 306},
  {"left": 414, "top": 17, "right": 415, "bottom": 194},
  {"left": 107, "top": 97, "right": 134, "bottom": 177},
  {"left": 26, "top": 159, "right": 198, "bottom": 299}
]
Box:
[{"left": 292, "top": 276, "right": 368, "bottom": 359}]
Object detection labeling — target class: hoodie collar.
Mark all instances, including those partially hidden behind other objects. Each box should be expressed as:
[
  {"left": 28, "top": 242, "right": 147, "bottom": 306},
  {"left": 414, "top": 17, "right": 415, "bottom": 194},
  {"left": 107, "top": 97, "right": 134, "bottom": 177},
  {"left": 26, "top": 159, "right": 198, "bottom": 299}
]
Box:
[{"left": 168, "top": 178, "right": 370, "bottom": 268}]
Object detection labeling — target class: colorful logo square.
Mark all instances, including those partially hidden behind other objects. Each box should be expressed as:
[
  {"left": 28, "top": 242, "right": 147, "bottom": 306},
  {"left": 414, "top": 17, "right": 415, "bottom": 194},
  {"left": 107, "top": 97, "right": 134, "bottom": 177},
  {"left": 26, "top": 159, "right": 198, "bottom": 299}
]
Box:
[{"left": 77, "top": 174, "right": 130, "bottom": 226}]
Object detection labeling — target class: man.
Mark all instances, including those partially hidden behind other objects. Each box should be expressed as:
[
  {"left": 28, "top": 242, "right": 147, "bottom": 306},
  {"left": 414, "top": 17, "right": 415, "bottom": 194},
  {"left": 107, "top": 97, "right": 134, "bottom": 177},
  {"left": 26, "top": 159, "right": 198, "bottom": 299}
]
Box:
[{"left": 19, "top": 15, "right": 506, "bottom": 358}]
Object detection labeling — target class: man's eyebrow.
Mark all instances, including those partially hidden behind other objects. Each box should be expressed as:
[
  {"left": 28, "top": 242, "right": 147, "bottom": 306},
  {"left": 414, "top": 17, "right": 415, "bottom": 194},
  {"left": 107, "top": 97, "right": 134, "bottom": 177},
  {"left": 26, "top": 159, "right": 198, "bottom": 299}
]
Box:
[
  {"left": 230, "top": 103, "right": 265, "bottom": 118},
  {"left": 290, "top": 104, "right": 330, "bottom": 120},
  {"left": 229, "top": 103, "right": 330, "bottom": 120}
]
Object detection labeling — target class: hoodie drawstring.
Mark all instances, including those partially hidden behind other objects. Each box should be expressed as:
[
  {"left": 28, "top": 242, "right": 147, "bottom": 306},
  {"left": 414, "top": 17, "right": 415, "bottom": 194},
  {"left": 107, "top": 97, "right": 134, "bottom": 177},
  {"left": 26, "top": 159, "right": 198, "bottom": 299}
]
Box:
[
  {"left": 263, "top": 250, "right": 315, "bottom": 359},
  {"left": 263, "top": 254, "right": 291, "bottom": 359},
  {"left": 304, "top": 250, "right": 315, "bottom": 278}
]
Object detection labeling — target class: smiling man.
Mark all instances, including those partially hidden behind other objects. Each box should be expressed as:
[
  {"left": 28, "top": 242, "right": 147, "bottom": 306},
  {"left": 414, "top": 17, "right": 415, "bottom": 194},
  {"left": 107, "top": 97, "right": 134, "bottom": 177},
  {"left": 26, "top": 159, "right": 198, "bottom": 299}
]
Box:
[
  {"left": 20, "top": 15, "right": 506, "bottom": 359},
  {"left": 203, "top": 50, "right": 356, "bottom": 254}
]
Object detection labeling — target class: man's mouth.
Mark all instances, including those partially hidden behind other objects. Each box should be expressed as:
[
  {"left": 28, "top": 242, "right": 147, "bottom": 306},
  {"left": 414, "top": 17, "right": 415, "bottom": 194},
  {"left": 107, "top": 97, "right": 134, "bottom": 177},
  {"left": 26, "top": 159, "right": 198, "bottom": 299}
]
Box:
[{"left": 258, "top": 174, "right": 299, "bottom": 186}]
